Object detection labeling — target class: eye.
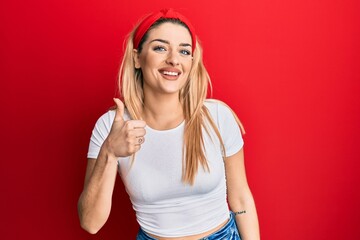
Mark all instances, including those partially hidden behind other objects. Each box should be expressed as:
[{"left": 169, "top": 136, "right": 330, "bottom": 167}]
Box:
[
  {"left": 180, "top": 49, "right": 191, "bottom": 56},
  {"left": 153, "top": 45, "right": 167, "bottom": 52}
]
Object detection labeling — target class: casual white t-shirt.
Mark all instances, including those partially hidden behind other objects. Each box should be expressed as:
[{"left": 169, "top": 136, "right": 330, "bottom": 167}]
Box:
[{"left": 87, "top": 100, "right": 244, "bottom": 237}]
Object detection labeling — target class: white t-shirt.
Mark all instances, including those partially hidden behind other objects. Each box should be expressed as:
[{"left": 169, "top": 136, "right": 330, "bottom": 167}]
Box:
[{"left": 87, "top": 100, "right": 244, "bottom": 237}]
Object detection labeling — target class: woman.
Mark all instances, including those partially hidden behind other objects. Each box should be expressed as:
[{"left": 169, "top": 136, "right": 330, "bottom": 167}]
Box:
[{"left": 78, "top": 8, "right": 260, "bottom": 240}]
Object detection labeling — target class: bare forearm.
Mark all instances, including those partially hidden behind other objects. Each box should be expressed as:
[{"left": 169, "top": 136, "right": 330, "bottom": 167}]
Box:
[
  {"left": 78, "top": 99, "right": 146, "bottom": 233},
  {"left": 229, "top": 192, "right": 260, "bottom": 240},
  {"left": 78, "top": 146, "right": 118, "bottom": 234},
  {"left": 234, "top": 200, "right": 260, "bottom": 240}
]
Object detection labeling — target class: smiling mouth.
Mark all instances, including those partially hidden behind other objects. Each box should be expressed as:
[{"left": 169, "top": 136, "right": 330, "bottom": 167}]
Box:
[{"left": 160, "top": 71, "right": 180, "bottom": 76}]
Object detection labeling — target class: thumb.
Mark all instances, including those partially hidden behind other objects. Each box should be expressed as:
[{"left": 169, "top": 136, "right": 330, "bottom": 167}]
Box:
[{"left": 113, "top": 98, "right": 125, "bottom": 121}]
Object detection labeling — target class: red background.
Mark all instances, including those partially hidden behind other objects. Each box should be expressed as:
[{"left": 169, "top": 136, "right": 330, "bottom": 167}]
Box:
[{"left": 1, "top": 0, "right": 359, "bottom": 239}]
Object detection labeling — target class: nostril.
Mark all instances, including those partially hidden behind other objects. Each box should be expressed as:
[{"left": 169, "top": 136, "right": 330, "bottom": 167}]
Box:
[{"left": 165, "top": 59, "right": 180, "bottom": 66}]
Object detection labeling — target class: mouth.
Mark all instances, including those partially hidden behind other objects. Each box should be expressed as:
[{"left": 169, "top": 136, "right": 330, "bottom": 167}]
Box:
[
  {"left": 158, "top": 68, "right": 182, "bottom": 80},
  {"left": 161, "top": 71, "right": 180, "bottom": 76}
]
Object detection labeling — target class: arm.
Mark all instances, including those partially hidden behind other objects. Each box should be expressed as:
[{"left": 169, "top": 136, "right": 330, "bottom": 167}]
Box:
[
  {"left": 78, "top": 98, "right": 146, "bottom": 234},
  {"left": 77, "top": 147, "right": 118, "bottom": 234},
  {"left": 225, "top": 148, "right": 260, "bottom": 240}
]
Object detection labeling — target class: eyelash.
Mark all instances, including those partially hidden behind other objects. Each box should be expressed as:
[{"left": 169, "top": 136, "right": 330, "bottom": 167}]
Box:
[
  {"left": 153, "top": 46, "right": 191, "bottom": 56},
  {"left": 153, "top": 46, "right": 166, "bottom": 52},
  {"left": 180, "top": 49, "right": 191, "bottom": 55}
]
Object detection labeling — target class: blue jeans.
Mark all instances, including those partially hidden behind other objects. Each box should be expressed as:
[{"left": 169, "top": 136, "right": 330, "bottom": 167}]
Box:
[{"left": 136, "top": 212, "right": 241, "bottom": 240}]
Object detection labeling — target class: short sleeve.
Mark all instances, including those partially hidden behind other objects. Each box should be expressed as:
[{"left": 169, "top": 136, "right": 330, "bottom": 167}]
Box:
[
  {"left": 87, "top": 110, "right": 116, "bottom": 159},
  {"left": 216, "top": 102, "right": 244, "bottom": 157}
]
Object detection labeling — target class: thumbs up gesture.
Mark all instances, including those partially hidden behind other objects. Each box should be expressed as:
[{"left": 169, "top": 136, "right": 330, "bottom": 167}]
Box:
[{"left": 104, "top": 98, "right": 146, "bottom": 158}]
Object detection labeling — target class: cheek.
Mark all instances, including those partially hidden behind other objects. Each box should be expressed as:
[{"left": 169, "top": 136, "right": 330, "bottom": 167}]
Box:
[
  {"left": 183, "top": 60, "right": 193, "bottom": 70},
  {"left": 139, "top": 52, "right": 155, "bottom": 68}
]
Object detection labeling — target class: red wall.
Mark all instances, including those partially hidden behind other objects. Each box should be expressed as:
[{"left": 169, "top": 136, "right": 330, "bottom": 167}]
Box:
[{"left": 2, "top": 0, "right": 359, "bottom": 239}]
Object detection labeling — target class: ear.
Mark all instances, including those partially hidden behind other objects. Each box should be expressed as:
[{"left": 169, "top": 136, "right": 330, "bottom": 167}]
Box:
[{"left": 133, "top": 49, "right": 141, "bottom": 69}]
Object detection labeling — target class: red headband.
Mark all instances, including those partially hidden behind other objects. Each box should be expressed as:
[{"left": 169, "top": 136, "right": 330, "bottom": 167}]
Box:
[{"left": 133, "top": 8, "right": 196, "bottom": 52}]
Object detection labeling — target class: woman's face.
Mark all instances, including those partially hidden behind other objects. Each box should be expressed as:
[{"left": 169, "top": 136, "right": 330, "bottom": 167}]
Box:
[{"left": 134, "top": 22, "right": 193, "bottom": 97}]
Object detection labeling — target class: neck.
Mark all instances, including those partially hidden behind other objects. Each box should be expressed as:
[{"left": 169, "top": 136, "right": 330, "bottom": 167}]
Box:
[{"left": 142, "top": 94, "right": 184, "bottom": 130}]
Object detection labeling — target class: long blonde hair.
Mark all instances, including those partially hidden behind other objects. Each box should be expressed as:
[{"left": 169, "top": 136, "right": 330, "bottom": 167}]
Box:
[{"left": 118, "top": 19, "right": 244, "bottom": 185}]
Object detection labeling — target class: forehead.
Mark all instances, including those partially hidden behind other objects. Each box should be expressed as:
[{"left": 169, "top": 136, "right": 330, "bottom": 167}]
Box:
[{"left": 146, "top": 22, "right": 192, "bottom": 44}]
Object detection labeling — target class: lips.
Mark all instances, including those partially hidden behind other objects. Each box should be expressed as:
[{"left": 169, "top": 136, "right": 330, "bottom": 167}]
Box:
[
  {"left": 158, "top": 67, "right": 181, "bottom": 79},
  {"left": 162, "top": 71, "right": 179, "bottom": 76}
]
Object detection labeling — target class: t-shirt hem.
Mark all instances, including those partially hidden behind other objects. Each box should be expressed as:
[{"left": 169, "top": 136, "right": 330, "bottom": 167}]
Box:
[{"left": 141, "top": 213, "right": 230, "bottom": 238}]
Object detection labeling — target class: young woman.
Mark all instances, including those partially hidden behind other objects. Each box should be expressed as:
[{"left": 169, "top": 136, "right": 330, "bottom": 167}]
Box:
[{"left": 78, "top": 8, "right": 260, "bottom": 240}]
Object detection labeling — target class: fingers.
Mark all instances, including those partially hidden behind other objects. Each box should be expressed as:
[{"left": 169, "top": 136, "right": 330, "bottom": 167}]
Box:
[
  {"left": 121, "top": 122, "right": 146, "bottom": 154},
  {"left": 123, "top": 135, "right": 145, "bottom": 155},
  {"left": 108, "top": 98, "right": 147, "bottom": 157},
  {"left": 125, "top": 128, "right": 146, "bottom": 145},
  {"left": 113, "top": 98, "right": 125, "bottom": 122},
  {"left": 123, "top": 120, "right": 147, "bottom": 129},
  {"left": 136, "top": 136, "right": 145, "bottom": 145}
]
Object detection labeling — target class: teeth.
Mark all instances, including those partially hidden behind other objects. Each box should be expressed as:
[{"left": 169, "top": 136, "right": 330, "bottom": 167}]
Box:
[{"left": 162, "top": 71, "right": 179, "bottom": 76}]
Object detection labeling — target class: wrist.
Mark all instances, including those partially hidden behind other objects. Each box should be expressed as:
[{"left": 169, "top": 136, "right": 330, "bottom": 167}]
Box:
[{"left": 100, "top": 141, "right": 118, "bottom": 163}]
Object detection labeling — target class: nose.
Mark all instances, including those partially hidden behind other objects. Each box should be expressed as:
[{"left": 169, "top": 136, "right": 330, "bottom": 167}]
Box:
[{"left": 165, "top": 50, "right": 180, "bottom": 66}]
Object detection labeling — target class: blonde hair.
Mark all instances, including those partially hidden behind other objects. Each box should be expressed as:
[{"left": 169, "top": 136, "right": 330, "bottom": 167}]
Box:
[{"left": 118, "top": 20, "right": 244, "bottom": 185}]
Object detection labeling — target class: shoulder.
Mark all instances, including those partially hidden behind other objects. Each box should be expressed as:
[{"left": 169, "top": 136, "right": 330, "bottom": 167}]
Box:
[
  {"left": 98, "top": 109, "right": 115, "bottom": 122},
  {"left": 204, "top": 99, "right": 245, "bottom": 135},
  {"left": 204, "top": 99, "right": 235, "bottom": 117}
]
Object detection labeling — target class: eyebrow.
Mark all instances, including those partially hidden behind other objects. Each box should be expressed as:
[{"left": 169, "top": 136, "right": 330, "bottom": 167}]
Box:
[{"left": 149, "top": 39, "right": 192, "bottom": 48}]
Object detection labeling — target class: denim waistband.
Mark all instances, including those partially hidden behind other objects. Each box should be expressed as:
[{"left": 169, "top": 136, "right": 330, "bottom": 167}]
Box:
[{"left": 136, "top": 212, "right": 241, "bottom": 240}]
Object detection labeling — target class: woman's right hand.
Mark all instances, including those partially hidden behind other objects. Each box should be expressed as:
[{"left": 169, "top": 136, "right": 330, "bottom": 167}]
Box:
[{"left": 104, "top": 98, "right": 146, "bottom": 158}]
